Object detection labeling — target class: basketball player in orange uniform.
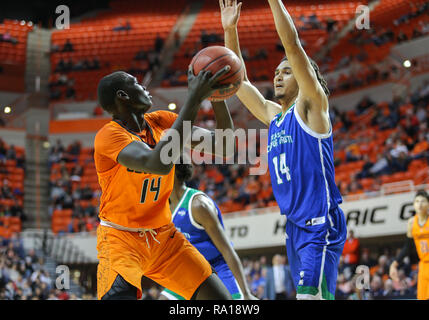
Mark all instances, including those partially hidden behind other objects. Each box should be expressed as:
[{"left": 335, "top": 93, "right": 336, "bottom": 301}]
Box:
[
  {"left": 94, "top": 66, "right": 234, "bottom": 300},
  {"left": 390, "top": 190, "right": 429, "bottom": 300}
]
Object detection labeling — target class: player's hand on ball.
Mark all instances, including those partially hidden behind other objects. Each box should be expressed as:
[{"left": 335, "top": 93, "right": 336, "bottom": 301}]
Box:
[
  {"left": 220, "top": 0, "right": 242, "bottom": 30},
  {"left": 187, "top": 65, "right": 231, "bottom": 102}
]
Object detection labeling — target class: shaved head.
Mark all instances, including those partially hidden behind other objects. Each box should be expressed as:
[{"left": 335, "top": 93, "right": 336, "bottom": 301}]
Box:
[
  {"left": 97, "top": 71, "right": 152, "bottom": 115},
  {"left": 97, "top": 71, "right": 130, "bottom": 113}
]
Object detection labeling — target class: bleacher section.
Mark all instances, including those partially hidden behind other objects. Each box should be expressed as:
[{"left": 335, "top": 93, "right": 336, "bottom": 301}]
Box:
[
  {"left": 50, "top": 146, "right": 99, "bottom": 234},
  {"left": 0, "top": 140, "right": 25, "bottom": 238},
  {"left": 49, "top": 0, "right": 187, "bottom": 101},
  {"left": 324, "top": 0, "right": 428, "bottom": 72},
  {"left": 0, "top": 19, "right": 33, "bottom": 92},
  {"left": 166, "top": 0, "right": 367, "bottom": 86}
]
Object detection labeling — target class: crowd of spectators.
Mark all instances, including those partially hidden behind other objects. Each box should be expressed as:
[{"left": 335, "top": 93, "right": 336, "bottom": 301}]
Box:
[
  {"left": 332, "top": 80, "right": 429, "bottom": 195},
  {"left": 49, "top": 29, "right": 165, "bottom": 101},
  {"left": 393, "top": 2, "right": 429, "bottom": 28},
  {"left": 164, "top": 12, "right": 341, "bottom": 86},
  {"left": 0, "top": 228, "right": 419, "bottom": 300},
  {"left": 322, "top": 2, "right": 429, "bottom": 73},
  {"left": 0, "top": 233, "right": 95, "bottom": 300},
  {"left": 326, "top": 59, "right": 406, "bottom": 95},
  {"left": 129, "top": 45, "right": 162, "bottom": 78},
  {"left": 0, "top": 139, "right": 26, "bottom": 227},
  {"left": 50, "top": 38, "right": 74, "bottom": 53},
  {"left": 135, "top": 230, "right": 418, "bottom": 300},
  {"left": 54, "top": 57, "right": 101, "bottom": 73},
  {"left": 177, "top": 79, "right": 429, "bottom": 207},
  {"left": 49, "top": 49, "right": 102, "bottom": 100},
  {"left": 336, "top": 230, "right": 418, "bottom": 300},
  {"left": 48, "top": 140, "right": 100, "bottom": 234}
]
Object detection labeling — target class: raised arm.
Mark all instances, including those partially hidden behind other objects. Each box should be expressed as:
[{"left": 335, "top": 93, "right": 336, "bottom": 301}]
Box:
[
  {"left": 267, "top": 0, "right": 328, "bottom": 107},
  {"left": 267, "top": 0, "right": 330, "bottom": 136},
  {"left": 117, "top": 67, "right": 230, "bottom": 175},
  {"left": 191, "top": 194, "right": 258, "bottom": 300},
  {"left": 221, "top": 0, "right": 281, "bottom": 126}
]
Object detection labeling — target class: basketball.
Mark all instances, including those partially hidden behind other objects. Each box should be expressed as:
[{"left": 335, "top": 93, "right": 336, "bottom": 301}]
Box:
[{"left": 189, "top": 46, "right": 244, "bottom": 101}]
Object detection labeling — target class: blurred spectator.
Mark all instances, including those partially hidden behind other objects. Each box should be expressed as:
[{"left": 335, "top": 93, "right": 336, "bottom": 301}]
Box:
[
  {"left": 369, "top": 275, "right": 384, "bottom": 299},
  {"left": 142, "top": 286, "right": 160, "bottom": 300},
  {"left": 154, "top": 34, "right": 164, "bottom": 54},
  {"left": 264, "top": 254, "right": 294, "bottom": 300},
  {"left": 342, "top": 230, "right": 360, "bottom": 271},
  {"left": 65, "top": 80, "right": 76, "bottom": 99},
  {"left": 62, "top": 39, "right": 74, "bottom": 52},
  {"left": 326, "top": 18, "right": 338, "bottom": 33},
  {"left": 370, "top": 255, "right": 390, "bottom": 280},
  {"left": 1, "top": 31, "right": 18, "bottom": 45},
  {"left": 0, "top": 234, "right": 98, "bottom": 300},
  {"left": 113, "top": 19, "right": 132, "bottom": 32}
]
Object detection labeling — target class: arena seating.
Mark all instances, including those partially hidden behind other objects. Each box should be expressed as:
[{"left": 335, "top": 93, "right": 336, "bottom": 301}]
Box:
[
  {"left": 46, "top": 0, "right": 429, "bottom": 230},
  {"left": 49, "top": 0, "right": 187, "bottom": 101},
  {"left": 167, "top": 0, "right": 368, "bottom": 86},
  {"left": 0, "top": 19, "right": 33, "bottom": 92},
  {"left": 325, "top": 0, "right": 428, "bottom": 72},
  {"left": 50, "top": 145, "right": 99, "bottom": 234},
  {"left": 0, "top": 141, "right": 25, "bottom": 238}
]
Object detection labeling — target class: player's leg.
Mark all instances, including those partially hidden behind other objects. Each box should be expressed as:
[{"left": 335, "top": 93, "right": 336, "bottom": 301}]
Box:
[
  {"left": 96, "top": 225, "right": 148, "bottom": 300},
  {"left": 101, "top": 274, "right": 138, "bottom": 300},
  {"left": 285, "top": 219, "right": 301, "bottom": 292},
  {"left": 145, "top": 223, "right": 231, "bottom": 300},
  {"left": 159, "top": 258, "right": 239, "bottom": 300},
  {"left": 210, "top": 258, "right": 243, "bottom": 299},
  {"left": 417, "top": 262, "right": 429, "bottom": 300},
  {"left": 295, "top": 208, "right": 347, "bottom": 300},
  {"left": 191, "top": 272, "right": 232, "bottom": 300}
]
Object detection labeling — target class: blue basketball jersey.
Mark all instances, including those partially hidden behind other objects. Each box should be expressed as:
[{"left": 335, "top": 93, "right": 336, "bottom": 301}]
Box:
[
  {"left": 267, "top": 103, "right": 342, "bottom": 229},
  {"left": 171, "top": 187, "right": 225, "bottom": 263}
]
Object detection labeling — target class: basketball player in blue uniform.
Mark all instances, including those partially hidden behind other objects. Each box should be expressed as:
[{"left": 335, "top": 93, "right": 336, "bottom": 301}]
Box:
[
  {"left": 220, "top": 0, "right": 347, "bottom": 299},
  {"left": 160, "top": 159, "right": 257, "bottom": 300}
]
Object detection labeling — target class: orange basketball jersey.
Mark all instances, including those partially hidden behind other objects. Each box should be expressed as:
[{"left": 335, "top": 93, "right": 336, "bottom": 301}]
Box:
[
  {"left": 412, "top": 215, "right": 429, "bottom": 263},
  {"left": 94, "top": 110, "right": 178, "bottom": 229}
]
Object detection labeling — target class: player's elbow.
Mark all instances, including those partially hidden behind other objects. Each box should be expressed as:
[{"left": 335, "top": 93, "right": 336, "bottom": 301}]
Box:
[
  {"left": 137, "top": 155, "right": 174, "bottom": 175},
  {"left": 283, "top": 37, "right": 301, "bottom": 53},
  {"left": 154, "top": 163, "right": 175, "bottom": 175},
  {"left": 148, "top": 161, "right": 174, "bottom": 175}
]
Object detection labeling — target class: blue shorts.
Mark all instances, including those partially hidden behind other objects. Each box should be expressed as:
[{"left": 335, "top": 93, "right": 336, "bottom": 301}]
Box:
[
  {"left": 285, "top": 206, "right": 347, "bottom": 300},
  {"left": 161, "top": 256, "right": 242, "bottom": 300},
  {"left": 211, "top": 256, "right": 242, "bottom": 299}
]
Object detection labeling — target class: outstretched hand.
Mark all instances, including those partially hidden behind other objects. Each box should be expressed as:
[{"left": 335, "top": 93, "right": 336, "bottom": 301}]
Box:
[
  {"left": 187, "top": 65, "right": 231, "bottom": 102},
  {"left": 220, "top": 0, "right": 242, "bottom": 31}
]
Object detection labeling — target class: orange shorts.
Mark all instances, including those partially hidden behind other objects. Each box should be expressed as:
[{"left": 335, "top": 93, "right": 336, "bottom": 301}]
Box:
[
  {"left": 96, "top": 222, "right": 212, "bottom": 300},
  {"left": 417, "top": 261, "right": 429, "bottom": 300}
]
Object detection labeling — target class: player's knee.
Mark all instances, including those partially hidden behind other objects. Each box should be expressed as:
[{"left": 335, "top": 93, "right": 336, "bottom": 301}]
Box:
[
  {"left": 101, "top": 274, "right": 137, "bottom": 300},
  {"left": 192, "top": 273, "right": 232, "bottom": 300}
]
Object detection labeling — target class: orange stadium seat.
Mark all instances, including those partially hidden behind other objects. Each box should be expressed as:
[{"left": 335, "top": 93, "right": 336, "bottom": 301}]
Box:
[{"left": 49, "top": 0, "right": 188, "bottom": 101}]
